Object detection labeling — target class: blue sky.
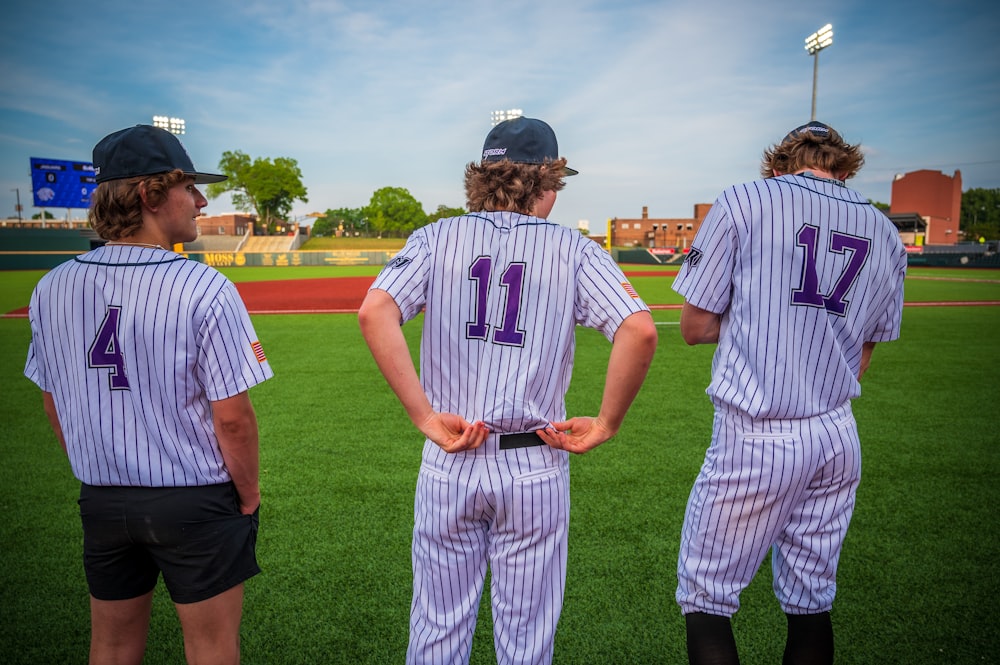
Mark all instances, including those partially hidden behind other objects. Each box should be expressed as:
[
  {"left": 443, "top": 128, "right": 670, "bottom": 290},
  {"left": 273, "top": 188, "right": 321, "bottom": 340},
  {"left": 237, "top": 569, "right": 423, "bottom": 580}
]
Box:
[{"left": 2, "top": 0, "right": 998, "bottom": 231}]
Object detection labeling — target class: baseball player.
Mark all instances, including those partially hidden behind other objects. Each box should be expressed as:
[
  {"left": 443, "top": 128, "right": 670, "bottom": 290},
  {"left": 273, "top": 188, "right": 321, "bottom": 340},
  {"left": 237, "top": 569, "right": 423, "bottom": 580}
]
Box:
[
  {"left": 24, "top": 125, "right": 273, "bottom": 664},
  {"left": 358, "top": 116, "right": 658, "bottom": 665},
  {"left": 671, "top": 121, "right": 907, "bottom": 664}
]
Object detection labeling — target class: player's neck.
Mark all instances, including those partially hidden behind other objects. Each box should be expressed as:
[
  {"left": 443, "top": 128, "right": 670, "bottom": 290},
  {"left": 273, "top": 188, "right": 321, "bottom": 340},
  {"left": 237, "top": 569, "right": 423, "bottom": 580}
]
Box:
[
  {"left": 106, "top": 232, "right": 171, "bottom": 250},
  {"left": 793, "top": 168, "right": 845, "bottom": 183}
]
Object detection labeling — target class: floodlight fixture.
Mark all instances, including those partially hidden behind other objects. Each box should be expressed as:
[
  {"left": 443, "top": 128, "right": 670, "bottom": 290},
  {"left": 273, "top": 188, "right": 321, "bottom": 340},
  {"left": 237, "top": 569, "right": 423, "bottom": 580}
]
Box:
[
  {"left": 490, "top": 109, "right": 523, "bottom": 126},
  {"left": 804, "top": 24, "right": 833, "bottom": 55},
  {"left": 804, "top": 24, "right": 834, "bottom": 120},
  {"left": 152, "top": 115, "right": 186, "bottom": 135}
]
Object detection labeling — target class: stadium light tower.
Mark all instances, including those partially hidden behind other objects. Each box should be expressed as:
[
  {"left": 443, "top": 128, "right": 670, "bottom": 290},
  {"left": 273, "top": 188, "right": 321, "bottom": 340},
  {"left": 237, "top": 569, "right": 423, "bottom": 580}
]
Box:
[
  {"left": 152, "top": 115, "right": 186, "bottom": 135},
  {"left": 804, "top": 23, "right": 833, "bottom": 120},
  {"left": 491, "top": 109, "right": 523, "bottom": 127}
]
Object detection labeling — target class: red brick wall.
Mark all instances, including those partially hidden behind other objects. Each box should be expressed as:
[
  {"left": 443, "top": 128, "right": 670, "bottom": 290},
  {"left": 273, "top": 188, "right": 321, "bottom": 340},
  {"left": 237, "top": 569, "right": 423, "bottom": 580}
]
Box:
[{"left": 890, "top": 170, "right": 962, "bottom": 245}]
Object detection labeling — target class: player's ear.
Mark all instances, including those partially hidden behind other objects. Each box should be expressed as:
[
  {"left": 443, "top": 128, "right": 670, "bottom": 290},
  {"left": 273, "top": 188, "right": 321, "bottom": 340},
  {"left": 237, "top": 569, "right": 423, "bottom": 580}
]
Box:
[{"left": 138, "top": 181, "right": 157, "bottom": 212}]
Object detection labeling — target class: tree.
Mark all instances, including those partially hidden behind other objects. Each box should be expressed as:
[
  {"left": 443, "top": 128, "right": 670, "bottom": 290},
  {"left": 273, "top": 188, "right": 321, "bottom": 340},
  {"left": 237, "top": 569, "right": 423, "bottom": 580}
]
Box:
[
  {"left": 31, "top": 211, "right": 56, "bottom": 220},
  {"left": 960, "top": 187, "right": 1000, "bottom": 242},
  {"left": 427, "top": 204, "right": 466, "bottom": 225},
  {"left": 362, "top": 187, "right": 426, "bottom": 237},
  {"left": 868, "top": 200, "right": 890, "bottom": 214},
  {"left": 207, "top": 151, "right": 308, "bottom": 234},
  {"left": 313, "top": 207, "right": 366, "bottom": 237}
]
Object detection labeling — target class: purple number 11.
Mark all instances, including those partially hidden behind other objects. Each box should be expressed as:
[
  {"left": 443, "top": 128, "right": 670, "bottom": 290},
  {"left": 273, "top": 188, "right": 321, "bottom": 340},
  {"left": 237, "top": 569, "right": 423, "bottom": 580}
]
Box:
[
  {"left": 466, "top": 256, "right": 526, "bottom": 346},
  {"left": 791, "top": 224, "right": 871, "bottom": 316}
]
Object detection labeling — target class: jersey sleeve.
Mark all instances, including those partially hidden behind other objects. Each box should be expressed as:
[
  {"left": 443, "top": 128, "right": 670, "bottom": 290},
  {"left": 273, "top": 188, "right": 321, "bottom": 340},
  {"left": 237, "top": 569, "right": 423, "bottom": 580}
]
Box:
[
  {"left": 370, "top": 230, "right": 431, "bottom": 323},
  {"left": 867, "top": 235, "right": 908, "bottom": 343},
  {"left": 575, "top": 243, "right": 650, "bottom": 342},
  {"left": 23, "top": 287, "right": 48, "bottom": 391},
  {"left": 196, "top": 280, "right": 274, "bottom": 401},
  {"left": 672, "top": 199, "right": 735, "bottom": 314}
]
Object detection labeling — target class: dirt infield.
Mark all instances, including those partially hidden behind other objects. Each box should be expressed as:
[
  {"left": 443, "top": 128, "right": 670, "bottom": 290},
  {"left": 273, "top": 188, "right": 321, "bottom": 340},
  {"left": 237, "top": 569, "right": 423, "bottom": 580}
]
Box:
[
  {"left": 4, "top": 271, "right": 998, "bottom": 317},
  {"left": 233, "top": 272, "right": 682, "bottom": 314},
  {"left": 235, "top": 277, "right": 375, "bottom": 314}
]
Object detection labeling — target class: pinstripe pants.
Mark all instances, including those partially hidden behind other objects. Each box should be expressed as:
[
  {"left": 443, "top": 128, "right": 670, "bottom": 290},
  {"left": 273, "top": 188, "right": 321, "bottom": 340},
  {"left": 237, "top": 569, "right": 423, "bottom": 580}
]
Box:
[
  {"left": 676, "top": 402, "right": 861, "bottom": 617},
  {"left": 407, "top": 442, "right": 570, "bottom": 665}
]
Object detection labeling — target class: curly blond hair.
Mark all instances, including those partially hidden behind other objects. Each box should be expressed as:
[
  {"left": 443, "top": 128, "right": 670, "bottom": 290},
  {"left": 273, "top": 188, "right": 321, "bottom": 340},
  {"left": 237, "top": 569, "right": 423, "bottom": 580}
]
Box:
[
  {"left": 464, "top": 158, "right": 568, "bottom": 214},
  {"left": 88, "top": 169, "right": 189, "bottom": 240},
  {"left": 761, "top": 128, "right": 865, "bottom": 180}
]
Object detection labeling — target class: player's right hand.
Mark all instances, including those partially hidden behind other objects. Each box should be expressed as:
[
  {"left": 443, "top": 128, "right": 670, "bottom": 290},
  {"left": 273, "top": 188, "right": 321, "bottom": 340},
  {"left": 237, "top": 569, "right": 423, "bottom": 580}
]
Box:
[
  {"left": 538, "top": 417, "right": 616, "bottom": 454},
  {"left": 420, "top": 412, "right": 489, "bottom": 453}
]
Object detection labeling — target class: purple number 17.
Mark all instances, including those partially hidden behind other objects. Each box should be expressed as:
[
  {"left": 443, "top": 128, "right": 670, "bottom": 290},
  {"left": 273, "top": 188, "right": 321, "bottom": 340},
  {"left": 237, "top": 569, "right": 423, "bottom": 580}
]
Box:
[
  {"left": 466, "top": 256, "right": 526, "bottom": 346},
  {"left": 791, "top": 224, "right": 871, "bottom": 316}
]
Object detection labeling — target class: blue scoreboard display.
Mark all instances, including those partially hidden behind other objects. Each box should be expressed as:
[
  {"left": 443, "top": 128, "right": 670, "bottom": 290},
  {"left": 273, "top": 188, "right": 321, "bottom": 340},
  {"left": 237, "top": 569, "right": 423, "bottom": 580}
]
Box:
[{"left": 30, "top": 157, "right": 97, "bottom": 209}]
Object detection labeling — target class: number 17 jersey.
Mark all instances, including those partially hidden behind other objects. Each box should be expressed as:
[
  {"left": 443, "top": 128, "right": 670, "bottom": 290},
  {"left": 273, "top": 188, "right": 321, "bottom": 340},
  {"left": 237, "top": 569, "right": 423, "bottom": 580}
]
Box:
[{"left": 672, "top": 174, "right": 907, "bottom": 419}]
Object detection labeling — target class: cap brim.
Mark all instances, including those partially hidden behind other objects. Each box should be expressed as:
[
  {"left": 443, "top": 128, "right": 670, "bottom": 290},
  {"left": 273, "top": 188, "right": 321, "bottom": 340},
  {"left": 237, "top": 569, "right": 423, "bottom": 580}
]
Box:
[
  {"left": 563, "top": 165, "right": 579, "bottom": 176},
  {"left": 190, "top": 172, "right": 227, "bottom": 184}
]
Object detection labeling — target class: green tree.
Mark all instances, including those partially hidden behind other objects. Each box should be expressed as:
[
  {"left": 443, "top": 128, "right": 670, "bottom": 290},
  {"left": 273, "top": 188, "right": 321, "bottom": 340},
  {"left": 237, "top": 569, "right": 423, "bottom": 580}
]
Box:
[
  {"left": 313, "top": 207, "right": 367, "bottom": 237},
  {"left": 362, "top": 187, "right": 426, "bottom": 238},
  {"left": 31, "top": 211, "right": 56, "bottom": 220},
  {"left": 427, "top": 204, "right": 466, "bottom": 224},
  {"left": 960, "top": 187, "right": 1000, "bottom": 242},
  {"left": 207, "top": 151, "right": 308, "bottom": 234},
  {"left": 868, "top": 200, "right": 890, "bottom": 214}
]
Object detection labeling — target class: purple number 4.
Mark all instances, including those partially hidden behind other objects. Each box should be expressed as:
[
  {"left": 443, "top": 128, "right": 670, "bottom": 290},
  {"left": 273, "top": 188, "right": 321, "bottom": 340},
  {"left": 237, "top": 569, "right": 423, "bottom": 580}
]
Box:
[
  {"left": 88, "top": 306, "right": 130, "bottom": 389},
  {"left": 466, "top": 256, "right": 526, "bottom": 346},
  {"left": 791, "top": 224, "right": 871, "bottom": 316}
]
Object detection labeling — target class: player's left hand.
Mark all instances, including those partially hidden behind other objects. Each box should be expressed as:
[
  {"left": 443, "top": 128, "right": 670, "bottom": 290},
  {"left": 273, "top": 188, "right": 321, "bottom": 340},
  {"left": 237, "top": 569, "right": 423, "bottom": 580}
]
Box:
[
  {"left": 420, "top": 412, "right": 490, "bottom": 453},
  {"left": 538, "top": 417, "right": 616, "bottom": 454}
]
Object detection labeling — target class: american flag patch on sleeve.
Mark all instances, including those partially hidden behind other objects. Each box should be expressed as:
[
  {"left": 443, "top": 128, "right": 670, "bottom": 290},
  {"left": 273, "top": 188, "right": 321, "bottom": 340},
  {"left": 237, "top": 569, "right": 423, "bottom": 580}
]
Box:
[
  {"left": 251, "top": 341, "right": 267, "bottom": 363},
  {"left": 621, "top": 282, "right": 639, "bottom": 299}
]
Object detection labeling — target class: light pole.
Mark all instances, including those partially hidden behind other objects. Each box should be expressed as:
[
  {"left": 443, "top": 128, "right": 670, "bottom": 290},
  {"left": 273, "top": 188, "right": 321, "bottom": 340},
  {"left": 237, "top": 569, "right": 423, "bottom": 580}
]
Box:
[
  {"left": 804, "top": 23, "right": 833, "bottom": 121},
  {"left": 11, "top": 188, "right": 21, "bottom": 222}
]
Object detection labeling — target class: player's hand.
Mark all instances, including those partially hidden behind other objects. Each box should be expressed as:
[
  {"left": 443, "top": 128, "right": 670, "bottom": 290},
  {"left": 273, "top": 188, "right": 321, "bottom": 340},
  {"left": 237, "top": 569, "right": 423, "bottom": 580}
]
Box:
[
  {"left": 419, "top": 412, "right": 490, "bottom": 453},
  {"left": 538, "top": 417, "right": 616, "bottom": 454}
]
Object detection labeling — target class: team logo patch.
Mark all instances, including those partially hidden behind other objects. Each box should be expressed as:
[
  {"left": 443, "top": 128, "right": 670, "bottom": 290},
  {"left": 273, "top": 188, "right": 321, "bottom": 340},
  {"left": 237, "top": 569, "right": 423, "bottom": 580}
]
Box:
[
  {"left": 684, "top": 248, "right": 703, "bottom": 267},
  {"left": 251, "top": 341, "right": 267, "bottom": 363},
  {"left": 386, "top": 256, "right": 412, "bottom": 269},
  {"left": 621, "top": 281, "right": 640, "bottom": 299}
]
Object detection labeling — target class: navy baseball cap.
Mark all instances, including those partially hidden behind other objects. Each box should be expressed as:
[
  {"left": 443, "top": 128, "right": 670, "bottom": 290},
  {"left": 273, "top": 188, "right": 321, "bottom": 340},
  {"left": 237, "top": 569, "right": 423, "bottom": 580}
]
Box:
[
  {"left": 781, "top": 121, "right": 837, "bottom": 144},
  {"left": 482, "top": 117, "right": 578, "bottom": 176},
  {"left": 93, "top": 124, "right": 227, "bottom": 184}
]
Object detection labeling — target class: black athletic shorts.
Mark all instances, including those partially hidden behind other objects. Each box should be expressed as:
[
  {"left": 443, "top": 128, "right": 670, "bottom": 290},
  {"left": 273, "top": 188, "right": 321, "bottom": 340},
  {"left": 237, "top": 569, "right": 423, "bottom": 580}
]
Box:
[{"left": 78, "top": 482, "right": 260, "bottom": 604}]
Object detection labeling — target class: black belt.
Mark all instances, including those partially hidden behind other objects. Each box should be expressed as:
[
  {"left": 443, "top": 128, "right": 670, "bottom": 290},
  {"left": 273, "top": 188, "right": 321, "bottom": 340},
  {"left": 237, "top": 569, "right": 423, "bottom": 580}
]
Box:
[{"left": 499, "top": 431, "right": 545, "bottom": 450}]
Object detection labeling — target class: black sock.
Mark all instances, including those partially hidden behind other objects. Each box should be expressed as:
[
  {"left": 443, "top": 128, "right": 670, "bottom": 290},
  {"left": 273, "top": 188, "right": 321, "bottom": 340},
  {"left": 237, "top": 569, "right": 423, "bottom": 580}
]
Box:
[
  {"left": 783, "top": 612, "right": 833, "bottom": 665},
  {"left": 685, "top": 612, "right": 739, "bottom": 665}
]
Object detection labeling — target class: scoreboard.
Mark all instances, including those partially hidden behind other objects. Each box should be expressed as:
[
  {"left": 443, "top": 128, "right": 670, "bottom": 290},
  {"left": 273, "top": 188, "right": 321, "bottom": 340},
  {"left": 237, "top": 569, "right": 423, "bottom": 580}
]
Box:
[{"left": 30, "top": 157, "right": 97, "bottom": 209}]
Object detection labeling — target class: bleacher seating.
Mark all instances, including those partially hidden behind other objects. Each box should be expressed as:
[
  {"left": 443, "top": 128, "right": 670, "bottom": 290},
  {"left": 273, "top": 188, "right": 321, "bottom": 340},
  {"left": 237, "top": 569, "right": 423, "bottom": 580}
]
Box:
[
  {"left": 183, "top": 236, "right": 243, "bottom": 252},
  {"left": 241, "top": 236, "right": 294, "bottom": 252}
]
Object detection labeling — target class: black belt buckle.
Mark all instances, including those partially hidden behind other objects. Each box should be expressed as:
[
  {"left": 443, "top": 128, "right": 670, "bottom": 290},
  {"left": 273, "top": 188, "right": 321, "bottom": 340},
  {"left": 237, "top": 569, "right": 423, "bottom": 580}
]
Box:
[{"left": 499, "top": 431, "right": 545, "bottom": 450}]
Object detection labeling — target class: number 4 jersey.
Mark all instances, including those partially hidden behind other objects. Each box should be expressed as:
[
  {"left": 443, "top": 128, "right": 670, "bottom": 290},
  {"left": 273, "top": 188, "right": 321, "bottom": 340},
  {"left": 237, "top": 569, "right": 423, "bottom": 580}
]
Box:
[
  {"left": 369, "top": 211, "right": 649, "bottom": 435},
  {"left": 673, "top": 173, "right": 907, "bottom": 419},
  {"left": 24, "top": 245, "right": 273, "bottom": 487}
]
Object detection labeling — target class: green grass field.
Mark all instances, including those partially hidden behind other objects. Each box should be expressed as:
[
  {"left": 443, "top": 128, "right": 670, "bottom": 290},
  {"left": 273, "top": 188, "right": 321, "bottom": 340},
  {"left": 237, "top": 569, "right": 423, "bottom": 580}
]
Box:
[{"left": 1, "top": 266, "right": 998, "bottom": 663}]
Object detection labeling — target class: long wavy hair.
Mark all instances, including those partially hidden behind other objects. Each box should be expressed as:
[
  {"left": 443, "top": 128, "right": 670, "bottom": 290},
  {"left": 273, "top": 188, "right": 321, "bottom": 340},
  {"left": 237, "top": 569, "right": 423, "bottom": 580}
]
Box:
[
  {"left": 761, "top": 129, "right": 865, "bottom": 180},
  {"left": 464, "top": 158, "right": 568, "bottom": 214},
  {"left": 88, "top": 169, "right": 188, "bottom": 240}
]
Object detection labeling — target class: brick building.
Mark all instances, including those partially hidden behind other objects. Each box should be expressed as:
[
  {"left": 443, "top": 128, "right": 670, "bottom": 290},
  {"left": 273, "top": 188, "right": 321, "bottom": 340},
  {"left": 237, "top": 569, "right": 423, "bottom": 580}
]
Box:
[
  {"left": 609, "top": 204, "right": 712, "bottom": 249},
  {"left": 889, "top": 169, "right": 962, "bottom": 245},
  {"left": 196, "top": 213, "right": 256, "bottom": 237}
]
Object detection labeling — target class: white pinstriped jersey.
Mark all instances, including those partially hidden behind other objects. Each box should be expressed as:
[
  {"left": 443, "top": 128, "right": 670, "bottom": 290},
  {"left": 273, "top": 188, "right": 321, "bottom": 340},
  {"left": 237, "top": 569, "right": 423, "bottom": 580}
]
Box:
[
  {"left": 24, "top": 245, "right": 273, "bottom": 487},
  {"left": 673, "top": 174, "right": 907, "bottom": 419},
  {"left": 371, "top": 211, "right": 649, "bottom": 438}
]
